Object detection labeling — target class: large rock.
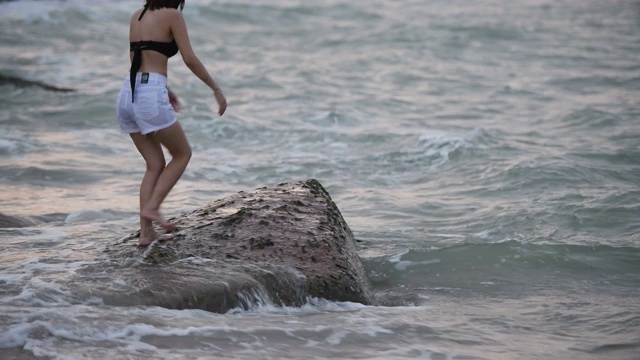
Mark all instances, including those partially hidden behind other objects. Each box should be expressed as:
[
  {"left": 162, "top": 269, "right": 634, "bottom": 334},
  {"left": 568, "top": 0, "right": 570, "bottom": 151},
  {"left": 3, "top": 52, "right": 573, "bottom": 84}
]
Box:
[{"left": 82, "top": 179, "right": 374, "bottom": 312}]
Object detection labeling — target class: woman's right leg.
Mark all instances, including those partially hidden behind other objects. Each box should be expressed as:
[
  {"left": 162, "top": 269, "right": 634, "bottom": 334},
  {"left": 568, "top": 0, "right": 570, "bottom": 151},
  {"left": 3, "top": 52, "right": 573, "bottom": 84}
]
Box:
[{"left": 140, "top": 121, "right": 192, "bottom": 229}]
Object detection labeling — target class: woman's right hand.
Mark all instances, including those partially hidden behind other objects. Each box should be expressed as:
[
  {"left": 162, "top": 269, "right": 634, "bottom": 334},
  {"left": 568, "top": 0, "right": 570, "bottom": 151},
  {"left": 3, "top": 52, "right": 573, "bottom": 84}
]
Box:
[{"left": 215, "top": 90, "right": 227, "bottom": 116}]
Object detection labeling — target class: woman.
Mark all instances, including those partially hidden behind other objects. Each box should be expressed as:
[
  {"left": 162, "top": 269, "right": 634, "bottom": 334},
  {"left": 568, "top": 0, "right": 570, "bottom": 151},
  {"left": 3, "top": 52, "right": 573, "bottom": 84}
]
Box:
[{"left": 116, "top": 0, "right": 227, "bottom": 246}]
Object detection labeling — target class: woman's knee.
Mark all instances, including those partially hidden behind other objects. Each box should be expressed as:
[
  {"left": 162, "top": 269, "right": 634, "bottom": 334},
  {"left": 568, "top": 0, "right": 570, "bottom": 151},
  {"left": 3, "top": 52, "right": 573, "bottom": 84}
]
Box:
[
  {"left": 175, "top": 145, "right": 192, "bottom": 167},
  {"left": 146, "top": 159, "right": 166, "bottom": 174},
  {"left": 154, "top": 123, "right": 192, "bottom": 163},
  {"left": 183, "top": 145, "right": 192, "bottom": 162},
  {"left": 172, "top": 142, "right": 192, "bottom": 163}
]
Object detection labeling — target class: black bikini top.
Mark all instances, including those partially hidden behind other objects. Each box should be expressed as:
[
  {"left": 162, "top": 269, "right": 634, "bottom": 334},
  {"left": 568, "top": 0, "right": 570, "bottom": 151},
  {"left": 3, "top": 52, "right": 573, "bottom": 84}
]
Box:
[{"left": 129, "top": 6, "right": 179, "bottom": 102}]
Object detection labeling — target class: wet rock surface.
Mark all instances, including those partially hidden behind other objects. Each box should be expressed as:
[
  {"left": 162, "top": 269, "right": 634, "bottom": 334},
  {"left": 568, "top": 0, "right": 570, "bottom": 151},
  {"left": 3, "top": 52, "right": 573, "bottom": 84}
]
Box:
[{"left": 92, "top": 179, "right": 375, "bottom": 313}]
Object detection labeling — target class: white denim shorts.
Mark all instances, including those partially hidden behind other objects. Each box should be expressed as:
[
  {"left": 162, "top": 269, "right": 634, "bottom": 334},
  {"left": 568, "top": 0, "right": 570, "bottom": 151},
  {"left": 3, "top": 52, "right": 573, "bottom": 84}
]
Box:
[{"left": 116, "top": 72, "right": 176, "bottom": 135}]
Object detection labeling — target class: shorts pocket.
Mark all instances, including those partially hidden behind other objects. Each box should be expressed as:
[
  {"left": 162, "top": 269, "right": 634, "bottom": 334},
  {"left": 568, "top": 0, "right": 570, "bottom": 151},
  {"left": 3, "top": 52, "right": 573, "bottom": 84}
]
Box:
[
  {"left": 115, "top": 89, "right": 126, "bottom": 119},
  {"left": 133, "top": 91, "right": 160, "bottom": 121}
]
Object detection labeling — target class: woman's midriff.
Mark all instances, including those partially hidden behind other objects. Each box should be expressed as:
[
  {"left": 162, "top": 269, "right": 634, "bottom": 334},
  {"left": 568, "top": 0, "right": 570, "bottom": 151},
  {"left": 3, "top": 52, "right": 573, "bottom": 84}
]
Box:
[{"left": 129, "top": 51, "right": 170, "bottom": 77}]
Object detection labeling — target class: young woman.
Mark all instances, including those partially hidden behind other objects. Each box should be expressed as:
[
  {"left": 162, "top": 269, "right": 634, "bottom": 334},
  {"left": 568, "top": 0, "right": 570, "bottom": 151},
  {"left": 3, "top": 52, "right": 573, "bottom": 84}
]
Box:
[{"left": 116, "top": 0, "right": 227, "bottom": 246}]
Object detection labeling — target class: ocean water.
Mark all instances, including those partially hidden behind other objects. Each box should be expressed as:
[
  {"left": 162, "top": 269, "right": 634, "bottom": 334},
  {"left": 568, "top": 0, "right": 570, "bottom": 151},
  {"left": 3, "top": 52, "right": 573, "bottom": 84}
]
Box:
[{"left": 1, "top": 0, "right": 640, "bottom": 359}]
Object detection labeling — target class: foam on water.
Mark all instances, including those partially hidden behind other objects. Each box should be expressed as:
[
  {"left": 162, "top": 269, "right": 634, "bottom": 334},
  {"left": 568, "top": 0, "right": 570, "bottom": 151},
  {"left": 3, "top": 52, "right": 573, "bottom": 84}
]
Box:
[
  {"left": 0, "top": 301, "right": 389, "bottom": 360},
  {"left": 2, "top": 294, "right": 636, "bottom": 360},
  {"left": 0, "top": 139, "right": 18, "bottom": 155},
  {"left": 64, "top": 210, "right": 121, "bottom": 224}
]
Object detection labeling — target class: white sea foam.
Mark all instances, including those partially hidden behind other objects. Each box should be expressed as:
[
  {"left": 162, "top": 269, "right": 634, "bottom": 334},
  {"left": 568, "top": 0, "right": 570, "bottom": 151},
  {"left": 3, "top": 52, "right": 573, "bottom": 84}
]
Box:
[
  {"left": 9, "top": 228, "right": 67, "bottom": 243},
  {"left": 0, "top": 322, "right": 31, "bottom": 349},
  {"left": 0, "top": 139, "right": 18, "bottom": 154},
  {"left": 325, "top": 328, "right": 348, "bottom": 345},
  {"left": 0, "top": 273, "right": 25, "bottom": 287},
  {"left": 387, "top": 249, "right": 441, "bottom": 271},
  {"left": 226, "top": 297, "right": 367, "bottom": 315},
  {"left": 0, "top": 305, "right": 403, "bottom": 360},
  {"left": 1, "top": 279, "right": 67, "bottom": 307},
  {"left": 418, "top": 132, "right": 470, "bottom": 168},
  {"left": 65, "top": 210, "right": 119, "bottom": 224},
  {"left": 474, "top": 230, "right": 492, "bottom": 239}
]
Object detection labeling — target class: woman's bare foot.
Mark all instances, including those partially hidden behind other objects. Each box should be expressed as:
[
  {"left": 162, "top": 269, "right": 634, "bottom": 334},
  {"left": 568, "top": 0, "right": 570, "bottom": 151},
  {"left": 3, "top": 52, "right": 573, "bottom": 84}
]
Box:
[
  {"left": 156, "top": 232, "right": 175, "bottom": 242},
  {"left": 138, "top": 234, "right": 155, "bottom": 247},
  {"left": 141, "top": 208, "right": 176, "bottom": 231},
  {"left": 138, "top": 230, "right": 175, "bottom": 247}
]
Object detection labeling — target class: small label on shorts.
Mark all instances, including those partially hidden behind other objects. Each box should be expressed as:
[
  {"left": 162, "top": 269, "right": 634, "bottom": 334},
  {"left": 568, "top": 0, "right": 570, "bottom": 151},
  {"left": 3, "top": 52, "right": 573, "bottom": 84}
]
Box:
[{"left": 141, "top": 73, "right": 149, "bottom": 84}]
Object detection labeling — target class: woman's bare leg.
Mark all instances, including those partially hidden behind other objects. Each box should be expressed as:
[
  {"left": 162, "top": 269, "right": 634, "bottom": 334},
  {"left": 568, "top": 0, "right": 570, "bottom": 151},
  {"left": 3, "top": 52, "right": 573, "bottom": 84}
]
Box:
[
  {"left": 130, "top": 132, "right": 166, "bottom": 245},
  {"left": 140, "top": 122, "right": 192, "bottom": 229}
]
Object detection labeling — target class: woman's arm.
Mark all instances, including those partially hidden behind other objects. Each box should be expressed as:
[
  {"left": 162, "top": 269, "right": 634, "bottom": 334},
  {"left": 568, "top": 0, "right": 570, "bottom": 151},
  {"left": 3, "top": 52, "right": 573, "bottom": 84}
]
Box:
[{"left": 169, "top": 10, "right": 227, "bottom": 115}]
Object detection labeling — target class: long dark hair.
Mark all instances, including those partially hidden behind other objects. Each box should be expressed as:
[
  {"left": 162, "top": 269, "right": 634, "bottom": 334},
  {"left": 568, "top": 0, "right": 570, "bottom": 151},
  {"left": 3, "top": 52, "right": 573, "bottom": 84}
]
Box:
[{"left": 144, "top": 0, "right": 185, "bottom": 11}]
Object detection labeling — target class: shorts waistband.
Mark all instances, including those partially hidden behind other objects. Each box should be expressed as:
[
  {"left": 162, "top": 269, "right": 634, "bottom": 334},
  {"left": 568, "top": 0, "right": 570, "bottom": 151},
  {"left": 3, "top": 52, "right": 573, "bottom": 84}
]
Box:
[
  {"left": 135, "top": 72, "right": 167, "bottom": 85},
  {"left": 124, "top": 72, "right": 168, "bottom": 87}
]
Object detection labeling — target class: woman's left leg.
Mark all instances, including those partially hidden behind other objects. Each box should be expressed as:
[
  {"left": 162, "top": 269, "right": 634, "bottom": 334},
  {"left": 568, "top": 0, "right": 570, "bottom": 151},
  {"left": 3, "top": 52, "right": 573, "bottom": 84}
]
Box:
[
  {"left": 130, "top": 132, "right": 166, "bottom": 245},
  {"left": 140, "top": 122, "right": 192, "bottom": 229}
]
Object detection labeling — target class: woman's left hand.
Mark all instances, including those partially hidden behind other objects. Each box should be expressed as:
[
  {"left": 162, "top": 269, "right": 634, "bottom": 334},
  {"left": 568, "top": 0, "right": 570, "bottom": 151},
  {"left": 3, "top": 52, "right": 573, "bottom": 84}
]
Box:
[{"left": 168, "top": 88, "right": 182, "bottom": 112}]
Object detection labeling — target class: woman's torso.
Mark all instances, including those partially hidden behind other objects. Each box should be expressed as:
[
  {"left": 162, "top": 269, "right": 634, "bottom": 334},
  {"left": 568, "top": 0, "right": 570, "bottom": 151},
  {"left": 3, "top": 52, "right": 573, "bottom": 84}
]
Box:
[{"left": 129, "top": 8, "right": 175, "bottom": 76}]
